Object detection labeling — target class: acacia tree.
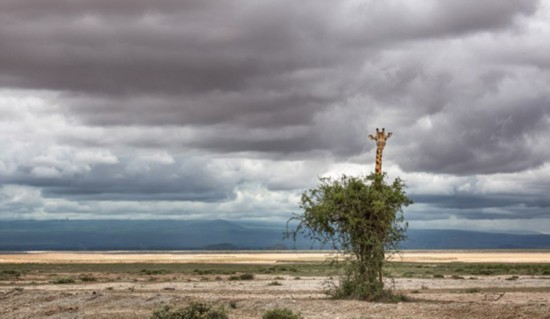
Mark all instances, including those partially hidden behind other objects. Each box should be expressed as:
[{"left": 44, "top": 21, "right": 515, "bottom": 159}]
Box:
[{"left": 288, "top": 173, "right": 412, "bottom": 300}]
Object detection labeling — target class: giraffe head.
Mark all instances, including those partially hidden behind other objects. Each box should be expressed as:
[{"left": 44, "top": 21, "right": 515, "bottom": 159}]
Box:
[{"left": 369, "top": 128, "right": 392, "bottom": 148}]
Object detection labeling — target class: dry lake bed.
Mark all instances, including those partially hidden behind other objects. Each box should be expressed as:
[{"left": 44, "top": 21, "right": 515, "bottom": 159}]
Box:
[{"left": 1, "top": 251, "right": 550, "bottom": 318}]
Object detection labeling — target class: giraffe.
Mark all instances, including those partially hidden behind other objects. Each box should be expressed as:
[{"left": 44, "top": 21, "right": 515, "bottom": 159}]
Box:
[
  {"left": 368, "top": 128, "right": 392, "bottom": 174},
  {"left": 369, "top": 127, "right": 393, "bottom": 285}
]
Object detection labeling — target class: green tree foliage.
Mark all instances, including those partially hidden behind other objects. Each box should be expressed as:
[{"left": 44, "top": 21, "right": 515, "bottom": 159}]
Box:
[{"left": 288, "top": 173, "right": 412, "bottom": 300}]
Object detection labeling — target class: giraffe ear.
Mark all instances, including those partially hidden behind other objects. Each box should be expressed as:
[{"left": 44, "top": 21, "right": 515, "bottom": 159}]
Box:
[
  {"left": 387, "top": 132, "right": 393, "bottom": 139},
  {"left": 368, "top": 135, "right": 375, "bottom": 140}
]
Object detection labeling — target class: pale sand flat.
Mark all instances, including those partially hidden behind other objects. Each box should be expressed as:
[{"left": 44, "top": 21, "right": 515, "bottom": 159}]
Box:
[{"left": 1, "top": 251, "right": 550, "bottom": 264}]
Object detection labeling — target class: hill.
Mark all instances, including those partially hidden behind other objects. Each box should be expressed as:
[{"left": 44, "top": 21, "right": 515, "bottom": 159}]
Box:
[{"left": 1, "top": 220, "right": 550, "bottom": 250}]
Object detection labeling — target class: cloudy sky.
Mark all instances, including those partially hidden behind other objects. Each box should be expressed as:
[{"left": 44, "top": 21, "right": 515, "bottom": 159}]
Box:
[{"left": 1, "top": 0, "right": 549, "bottom": 233}]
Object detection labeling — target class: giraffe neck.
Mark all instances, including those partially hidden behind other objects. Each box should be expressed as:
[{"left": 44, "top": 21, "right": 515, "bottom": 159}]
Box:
[{"left": 375, "top": 146, "right": 384, "bottom": 174}]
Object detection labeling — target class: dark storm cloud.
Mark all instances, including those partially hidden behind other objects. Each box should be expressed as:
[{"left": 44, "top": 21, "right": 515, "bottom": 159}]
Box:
[
  {"left": 404, "top": 208, "right": 550, "bottom": 222},
  {"left": 396, "top": 94, "right": 550, "bottom": 174},
  {"left": 65, "top": 92, "right": 336, "bottom": 128},
  {"left": 414, "top": 194, "right": 550, "bottom": 211},
  {"left": 0, "top": 0, "right": 541, "bottom": 147},
  {"left": 0, "top": 0, "right": 339, "bottom": 95},
  {"left": 0, "top": 0, "right": 538, "bottom": 98},
  {"left": 423, "top": 0, "right": 538, "bottom": 35},
  {"left": 1, "top": 158, "right": 236, "bottom": 202}
]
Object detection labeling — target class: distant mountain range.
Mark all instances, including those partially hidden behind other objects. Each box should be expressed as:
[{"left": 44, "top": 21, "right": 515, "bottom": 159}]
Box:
[{"left": 1, "top": 219, "right": 550, "bottom": 251}]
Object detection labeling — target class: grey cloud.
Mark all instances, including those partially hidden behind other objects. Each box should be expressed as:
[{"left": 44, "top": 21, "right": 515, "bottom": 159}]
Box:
[
  {"left": 427, "top": 0, "right": 538, "bottom": 35},
  {"left": 406, "top": 190, "right": 550, "bottom": 222},
  {"left": 66, "top": 92, "right": 336, "bottom": 128},
  {"left": 0, "top": 0, "right": 549, "bottom": 227},
  {"left": 396, "top": 93, "right": 550, "bottom": 175},
  {"left": 414, "top": 194, "right": 550, "bottom": 211},
  {"left": 404, "top": 208, "right": 549, "bottom": 221},
  {"left": 2, "top": 157, "right": 237, "bottom": 202},
  {"left": 0, "top": 1, "right": 338, "bottom": 95},
  {"left": 338, "top": 0, "right": 539, "bottom": 47},
  {"left": 1, "top": 0, "right": 543, "bottom": 167},
  {"left": 0, "top": 0, "right": 538, "bottom": 96},
  {"left": 356, "top": 40, "right": 550, "bottom": 175}
]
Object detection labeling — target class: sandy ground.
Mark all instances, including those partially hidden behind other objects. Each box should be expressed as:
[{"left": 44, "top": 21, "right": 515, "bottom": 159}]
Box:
[
  {"left": 2, "top": 250, "right": 550, "bottom": 264},
  {"left": 1, "top": 251, "right": 550, "bottom": 318},
  {"left": 1, "top": 273, "right": 550, "bottom": 318}
]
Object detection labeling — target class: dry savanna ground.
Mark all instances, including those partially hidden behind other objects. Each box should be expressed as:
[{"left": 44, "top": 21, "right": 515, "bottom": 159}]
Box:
[{"left": 1, "top": 251, "right": 550, "bottom": 319}]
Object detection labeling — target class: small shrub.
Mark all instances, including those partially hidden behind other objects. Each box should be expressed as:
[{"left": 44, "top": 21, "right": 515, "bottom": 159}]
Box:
[
  {"left": 506, "top": 276, "right": 519, "bottom": 281},
  {"left": 376, "top": 290, "right": 411, "bottom": 303},
  {"left": 1, "top": 270, "right": 21, "bottom": 277},
  {"left": 229, "top": 301, "right": 237, "bottom": 309},
  {"left": 451, "top": 275, "right": 464, "bottom": 280},
  {"left": 261, "top": 268, "right": 274, "bottom": 274},
  {"left": 229, "top": 273, "right": 254, "bottom": 281},
  {"left": 410, "top": 290, "right": 420, "bottom": 294},
  {"left": 331, "top": 285, "right": 410, "bottom": 303},
  {"left": 262, "top": 308, "right": 302, "bottom": 319},
  {"left": 0, "top": 270, "right": 22, "bottom": 280},
  {"left": 268, "top": 281, "right": 282, "bottom": 286},
  {"left": 151, "top": 302, "right": 228, "bottom": 319},
  {"left": 464, "top": 288, "right": 480, "bottom": 293},
  {"left": 79, "top": 275, "right": 97, "bottom": 282},
  {"left": 433, "top": 274, "right": 444, "bottom": 278},
  {"left": 53, "top": 277, "right": 75, "bottom": 284},
  {"left": 141, "top": 269, "right": 168, "bottom": 275},
  {"left": 239, "top": 273, "right": 254, "bottom": 280},
  {"left": 193, "top": 269, "right": 214, "bottom": 275}
]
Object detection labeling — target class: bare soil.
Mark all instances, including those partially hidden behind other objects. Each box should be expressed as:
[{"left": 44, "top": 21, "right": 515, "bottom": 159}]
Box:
[{"left": 1, "top": 252, "right": 550, "bottom": 319}]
